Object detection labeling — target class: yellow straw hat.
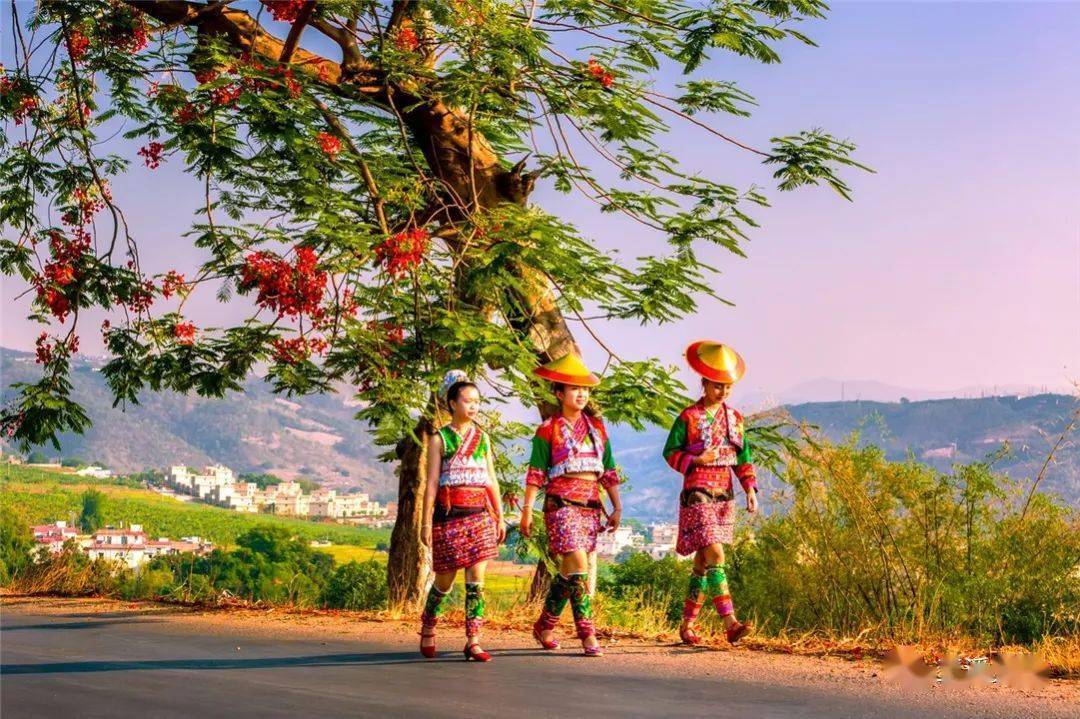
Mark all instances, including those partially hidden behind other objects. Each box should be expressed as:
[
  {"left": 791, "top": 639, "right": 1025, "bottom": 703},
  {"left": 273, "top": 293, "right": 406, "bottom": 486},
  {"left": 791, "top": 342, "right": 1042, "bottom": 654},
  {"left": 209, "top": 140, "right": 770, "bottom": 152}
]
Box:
[
  {"left": 533, "top": 352, "right": 601, "bottom": 387},
  {"left": 686, "top": 341, "right": 746, "bottom": 384}
]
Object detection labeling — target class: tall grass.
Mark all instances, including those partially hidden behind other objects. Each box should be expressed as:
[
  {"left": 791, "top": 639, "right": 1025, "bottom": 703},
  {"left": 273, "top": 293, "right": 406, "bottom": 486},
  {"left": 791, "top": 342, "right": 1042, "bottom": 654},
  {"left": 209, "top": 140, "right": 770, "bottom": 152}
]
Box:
[{"left": 730, "top": 441, "right": 1080, "bottom": 646}]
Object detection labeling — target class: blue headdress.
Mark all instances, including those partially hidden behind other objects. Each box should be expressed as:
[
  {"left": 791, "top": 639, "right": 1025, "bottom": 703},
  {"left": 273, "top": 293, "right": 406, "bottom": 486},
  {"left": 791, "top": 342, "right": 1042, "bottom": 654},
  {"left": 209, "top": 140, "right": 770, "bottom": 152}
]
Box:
[{"left": 439, "top": 369, "right": 470, "bottom": 400}]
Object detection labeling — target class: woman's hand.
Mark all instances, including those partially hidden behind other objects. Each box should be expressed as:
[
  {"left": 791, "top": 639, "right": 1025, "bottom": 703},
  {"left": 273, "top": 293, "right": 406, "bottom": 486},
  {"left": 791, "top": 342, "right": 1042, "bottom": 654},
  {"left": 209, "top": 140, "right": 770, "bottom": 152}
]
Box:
[
  {"left": 519, "top": 511, "right": 533, "bottom": 538},
  {"left": 605, "top": 508, "right": 622, "bottom": 533},
  {"left": 746, "top": 489, "right": 759, "bottom": 514},
  {"left": 495, "top": 517, "right": 507, "bottom": 544},
  {"left": 421, "top": 522, "right": 432, "bottom": 548},
  {"left": 694, "top": 447, "right": 719, "bottom": 465}
]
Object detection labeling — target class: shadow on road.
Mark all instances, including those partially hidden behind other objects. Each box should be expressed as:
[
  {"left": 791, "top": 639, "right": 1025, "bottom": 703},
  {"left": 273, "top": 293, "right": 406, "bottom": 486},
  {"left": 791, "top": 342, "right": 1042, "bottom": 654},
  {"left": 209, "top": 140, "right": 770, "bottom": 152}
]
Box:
[
  {"left": 2, "top": 618, "right": 164, "bottom": 632},
  {"left": 0, "top": 651, "right": 446, "bottom": 675}
]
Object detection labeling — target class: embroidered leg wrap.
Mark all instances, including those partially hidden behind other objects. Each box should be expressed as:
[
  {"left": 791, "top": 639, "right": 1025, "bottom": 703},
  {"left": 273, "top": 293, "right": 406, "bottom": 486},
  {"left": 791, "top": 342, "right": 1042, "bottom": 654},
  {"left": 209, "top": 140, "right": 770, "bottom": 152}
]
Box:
[
  {"left": 683, "top": 571, "right": 706, "bottom": 624},
  {"left": 567, "top": 573, "right": 595, "bottom": 640},
  {"left": 705, "top": 564, "right": 735, "bottom": 617},
  {"left": 464, "top": 582, "right": 485, "bottom": 639},
  {"left": 420, "top": 584, "right": 451, "bottom": 631},
  {"left": 537, "top": 573, "right": 571, "bottom": 630}
]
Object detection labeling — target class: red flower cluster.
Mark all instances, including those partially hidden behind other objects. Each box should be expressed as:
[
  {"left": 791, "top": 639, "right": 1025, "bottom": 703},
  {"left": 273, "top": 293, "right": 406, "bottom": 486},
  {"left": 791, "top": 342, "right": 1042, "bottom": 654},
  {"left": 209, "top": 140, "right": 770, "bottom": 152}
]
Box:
[
  {"left": 106, "top": 10, "right": 150, "bottom": 55},
  {"left": 117, "top": 279, "right": 156, "bottom": 314},
  {"left": 174, "top": 103, "right": 199, "bottom": 124},
  {"left": 194, "top": 69, "right": 219, "bottom": 84},
  {"left": 138, "top": 141, "right": 165, "bottom": 169},
  {"left": 173, "top": 321, "right": 196, "bottom": 345},
  {"left": 3, "top": 76, "right": 40, "bottom": 125},
  {"left": 35, "top": 333, "right": 79, "bottom": 365},
  {"left": 261, "top": 0, "right": 307, "bottom": 23},
  {"left": 68, "top": 29, "right": 91, "bottom": 62},
  {"left": 271, "top": 336, "right": 327, "bottom": 365},
  {"left": 587, "top": 58, "right": 615, "bottom": 89},
  {"left": 367, "top": 320, "right": 406, "bottom": 346},
  {"left": 65, "top": 184, "right": 109, "bottom": 226},
  {"left": 260, "top": 64, "right": 302, "bottom": 98},
  {"left": 161, "top": 270, "right": 188, "bottom": 299},
  {"left": 373, "top": 228, "right": 429, "bottom": 279},
  {"left": 33, "top": 229, "right": 92, "bottom": 322},
  {"left": 238, "top": 55, "right": 303, "bottom": 98},
  {"left": 39, "top": 289, "right": 71, "bottom": 322},
  {"left": 316, "top": 131, "right": 341, "bottom": 158},
  {"left": 240, "top": 246, "right": 328, "bottom": 319},
  {"left": 395, "top": 27, "right": 420, "bottom": 51},
  {"left": 210, "top": 83, "right": 242, "bottom": 107}
]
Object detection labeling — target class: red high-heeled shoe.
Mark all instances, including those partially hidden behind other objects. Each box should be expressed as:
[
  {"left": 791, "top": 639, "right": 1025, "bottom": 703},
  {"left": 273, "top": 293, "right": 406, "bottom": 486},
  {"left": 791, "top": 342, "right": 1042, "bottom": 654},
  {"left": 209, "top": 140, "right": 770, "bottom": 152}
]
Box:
[
  {"left": 419, "top": 631, "right": 437, "bottom": 659},
  {"left": 464, "top": 642, "right": 491, "bottom": 662},
  {"left": 725, "top": 621, "right": 752, "bottom": 645},
  {"left": 679, "top": 625, "right": 702, "bottom": 646},
  {"left": 532, "top": 619, "right": 559, "bottom": 650}
]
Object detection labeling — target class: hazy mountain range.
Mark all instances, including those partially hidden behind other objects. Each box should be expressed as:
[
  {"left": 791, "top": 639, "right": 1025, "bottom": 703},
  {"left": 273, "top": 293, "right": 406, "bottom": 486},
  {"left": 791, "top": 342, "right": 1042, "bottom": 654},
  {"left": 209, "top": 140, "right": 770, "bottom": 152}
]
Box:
[
  {"left": 2, "top": 348, "right": 1076, "bottom": 517},
  {"left": 609, "top": 393, "right": 1079, "bottom": 519}
]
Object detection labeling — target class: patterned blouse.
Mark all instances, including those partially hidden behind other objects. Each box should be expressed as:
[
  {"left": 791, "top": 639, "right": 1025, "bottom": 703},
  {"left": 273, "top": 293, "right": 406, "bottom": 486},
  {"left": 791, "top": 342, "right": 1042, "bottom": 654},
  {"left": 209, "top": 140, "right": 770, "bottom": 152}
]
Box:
[
  {"left": 525, "top": 413, "right": 620, "bottom": 499},
  {"left": 438, "top": 424, "right": 491, "bottom": 488},
  {"left": 663, "top": 401, "right": 757, "bottom": 493}
]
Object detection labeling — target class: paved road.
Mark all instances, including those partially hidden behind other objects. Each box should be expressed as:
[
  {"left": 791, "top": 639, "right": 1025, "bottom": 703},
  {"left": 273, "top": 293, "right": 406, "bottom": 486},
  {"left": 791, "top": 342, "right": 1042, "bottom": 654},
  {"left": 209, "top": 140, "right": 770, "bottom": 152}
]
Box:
[{"left": 0, "top": 604, "right": 1017, "bottom": 718}]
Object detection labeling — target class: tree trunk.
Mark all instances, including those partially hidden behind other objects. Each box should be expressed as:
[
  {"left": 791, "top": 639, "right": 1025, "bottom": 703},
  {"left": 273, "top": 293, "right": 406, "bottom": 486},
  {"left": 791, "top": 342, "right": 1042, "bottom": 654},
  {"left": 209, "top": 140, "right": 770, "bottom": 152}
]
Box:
[
  {"left": 386, "top": 417, "right": 433, "bottom": 611},
  {"left": 527, "top": 557, "right": 552, "bottom": 603}
]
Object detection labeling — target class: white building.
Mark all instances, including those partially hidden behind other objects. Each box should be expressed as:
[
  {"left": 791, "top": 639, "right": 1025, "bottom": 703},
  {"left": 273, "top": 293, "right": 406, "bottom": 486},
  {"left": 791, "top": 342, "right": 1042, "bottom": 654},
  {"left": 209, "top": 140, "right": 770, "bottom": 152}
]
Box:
[
  {"left": 164, "top": 463, "right": 387, "bottom": 520},
  {"left": 596, "top": 526, "right": 645, "bottom": 558},
  {"left": 648, "top": 523, "right": 678, "bottom": 548},
  {"left": 32, "top": 521, "right": 78, "bottom": 554},
  {"left": 85, "top": 525, "right": 212, "bottom": 568},
  {"left": 75, "top": 465, "right": 113, "bottom": 479},
  {"left": 168, "top": 465, "right": 235, "bottom": 500}
]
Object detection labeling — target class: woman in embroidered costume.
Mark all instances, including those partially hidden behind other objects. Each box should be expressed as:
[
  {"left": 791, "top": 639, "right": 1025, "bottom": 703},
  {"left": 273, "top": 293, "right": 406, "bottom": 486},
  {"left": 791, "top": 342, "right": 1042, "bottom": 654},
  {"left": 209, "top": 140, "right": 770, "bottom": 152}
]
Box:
[
  {"left": 519, "top": 353, "right": 623, "bottom": 657},
  {"left": 419, "top": 370, "right": 506, "bottom": 662},
  {"left": 663, "top": 341, "right": 758, "bottom": 646}
]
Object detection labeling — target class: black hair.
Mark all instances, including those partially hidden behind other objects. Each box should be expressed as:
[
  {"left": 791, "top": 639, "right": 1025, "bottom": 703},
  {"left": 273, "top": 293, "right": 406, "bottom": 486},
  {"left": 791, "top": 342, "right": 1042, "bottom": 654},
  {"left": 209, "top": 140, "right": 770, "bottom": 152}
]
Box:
[{"left": 447, "top": 380, "right": 479, "bottom": 404}]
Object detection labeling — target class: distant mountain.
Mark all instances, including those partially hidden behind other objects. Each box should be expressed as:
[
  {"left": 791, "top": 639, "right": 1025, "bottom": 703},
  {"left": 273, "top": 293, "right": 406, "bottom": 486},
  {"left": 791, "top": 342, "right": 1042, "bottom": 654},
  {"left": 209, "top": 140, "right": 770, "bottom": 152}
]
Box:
[
  {"left": 4, "top": 348, "right": 1076, "bottom": 518},
  {"left": 608, "top": 394, "right": 1079, "bottom": 520},
  {"left": 743, "top": 378, "right": 1067, "bottom": 408},
  {"left": 0, "top": 348, "right": 394, "bottom": 499}
]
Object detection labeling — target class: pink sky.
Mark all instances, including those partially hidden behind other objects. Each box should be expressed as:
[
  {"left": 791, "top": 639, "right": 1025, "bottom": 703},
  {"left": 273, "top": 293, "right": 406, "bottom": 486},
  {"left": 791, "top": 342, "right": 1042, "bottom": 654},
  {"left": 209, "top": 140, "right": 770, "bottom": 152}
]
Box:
[{"left": 2, "top": 2, "right": 1077, "bottom": 400}]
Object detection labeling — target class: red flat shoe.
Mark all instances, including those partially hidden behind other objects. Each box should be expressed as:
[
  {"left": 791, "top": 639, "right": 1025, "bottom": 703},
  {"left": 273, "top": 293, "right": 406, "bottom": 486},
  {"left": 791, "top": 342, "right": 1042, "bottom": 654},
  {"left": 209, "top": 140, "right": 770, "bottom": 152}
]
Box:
[
  {"left": 419, "top": 631, "right": 437, "bottom": 659},
  {"left": 725, "top": 621, "right": 752, "bottom": 645},
  {"left": 679, "top": 626, "right": 702, "bottom": 646},
  {"left": 464, "top": 643, "right": 492, "bottom": 662},
  {"left": 532, "top": 620, "right": 559, "bottom": 650}
]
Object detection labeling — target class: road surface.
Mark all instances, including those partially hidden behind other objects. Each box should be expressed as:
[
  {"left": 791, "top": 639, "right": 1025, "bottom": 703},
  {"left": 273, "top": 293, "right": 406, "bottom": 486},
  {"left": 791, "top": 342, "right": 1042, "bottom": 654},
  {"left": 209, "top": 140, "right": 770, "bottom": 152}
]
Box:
[{"left": 1, "top": 598, "right": 1075, "bottom": 718}]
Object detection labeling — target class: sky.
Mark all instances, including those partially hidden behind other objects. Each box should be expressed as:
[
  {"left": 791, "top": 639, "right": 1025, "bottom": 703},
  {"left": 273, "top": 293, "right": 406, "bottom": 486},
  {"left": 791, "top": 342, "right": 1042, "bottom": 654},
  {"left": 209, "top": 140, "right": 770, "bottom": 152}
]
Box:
[{"left": 2, "top": 1, "right": 1078, "bottom": 402}]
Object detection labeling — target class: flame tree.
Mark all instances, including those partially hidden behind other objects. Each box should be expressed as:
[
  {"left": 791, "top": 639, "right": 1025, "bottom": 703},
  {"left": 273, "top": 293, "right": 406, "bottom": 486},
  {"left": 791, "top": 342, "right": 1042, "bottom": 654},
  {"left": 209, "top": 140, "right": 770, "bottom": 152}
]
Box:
[{"left": 1, "top": 0, "right": 867, "bottom": 606}]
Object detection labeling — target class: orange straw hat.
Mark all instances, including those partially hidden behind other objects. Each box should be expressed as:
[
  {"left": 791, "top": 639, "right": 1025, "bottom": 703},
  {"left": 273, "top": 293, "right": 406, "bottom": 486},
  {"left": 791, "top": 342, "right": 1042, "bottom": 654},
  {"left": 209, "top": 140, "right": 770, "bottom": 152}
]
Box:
[
  {"left": 533, "top": 352, "right": 601, "bottom": 387},
  {"left": 685, "top": 341, "right": 746, "bottom": 384}
]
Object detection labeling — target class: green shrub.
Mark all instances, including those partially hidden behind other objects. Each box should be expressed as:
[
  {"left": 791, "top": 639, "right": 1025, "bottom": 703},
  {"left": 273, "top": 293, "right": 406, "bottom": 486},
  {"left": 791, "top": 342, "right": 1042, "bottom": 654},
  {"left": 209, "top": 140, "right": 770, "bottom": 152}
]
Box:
[
  {"left": 322, "top": 560, "right": 388, "bottom": 610},
  {"left": 0, "top": 505, "right": 35, "bottom": 585}
]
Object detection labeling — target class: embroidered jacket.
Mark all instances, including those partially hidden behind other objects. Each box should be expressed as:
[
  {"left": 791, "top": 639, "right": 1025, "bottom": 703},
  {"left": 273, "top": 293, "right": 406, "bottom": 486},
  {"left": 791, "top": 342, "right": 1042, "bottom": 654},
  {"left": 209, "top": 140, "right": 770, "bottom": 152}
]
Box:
[
  {"left": 662, "top": 401, "right": 757, "bottom": 493},
  {"left": 525, "top": 413, "right": 620, "bottom": 497},
  {"left": 438, "top": 424, "right": 491, "bottom": 488}
]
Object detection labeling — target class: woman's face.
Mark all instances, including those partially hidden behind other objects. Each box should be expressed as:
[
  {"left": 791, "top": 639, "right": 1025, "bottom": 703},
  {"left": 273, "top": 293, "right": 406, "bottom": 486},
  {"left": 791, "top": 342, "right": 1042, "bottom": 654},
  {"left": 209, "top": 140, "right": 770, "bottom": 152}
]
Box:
[
  {"left": 702, "top": 379, "right": 732, "bottom": 404},
  {"left": 450, "top": 385, "right": 481, "bottom": 421},
  {"left": 557, "top": 385, "right": 591, "bottom": 412}
]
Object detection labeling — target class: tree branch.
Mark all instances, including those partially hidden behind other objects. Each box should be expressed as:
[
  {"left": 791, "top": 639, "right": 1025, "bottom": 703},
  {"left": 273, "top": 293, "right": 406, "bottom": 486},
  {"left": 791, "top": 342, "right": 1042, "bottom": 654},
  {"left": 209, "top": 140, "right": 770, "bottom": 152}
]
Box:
[{"left": 278, "top": 1, "right": 316, "bottom": 64}]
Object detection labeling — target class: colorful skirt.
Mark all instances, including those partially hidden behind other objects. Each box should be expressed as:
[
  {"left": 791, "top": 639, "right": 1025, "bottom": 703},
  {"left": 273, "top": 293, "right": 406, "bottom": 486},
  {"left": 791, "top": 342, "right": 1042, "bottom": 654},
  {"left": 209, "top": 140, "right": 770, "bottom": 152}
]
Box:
[
  {"left": 676, "top": 499, "right": 735, "bottom": 555},
  {"left": 545, "top": 504, "right": 601, "bottom": 555},
  {"left": 431, "top": 511, "right": 498, "bottom": 573}
]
